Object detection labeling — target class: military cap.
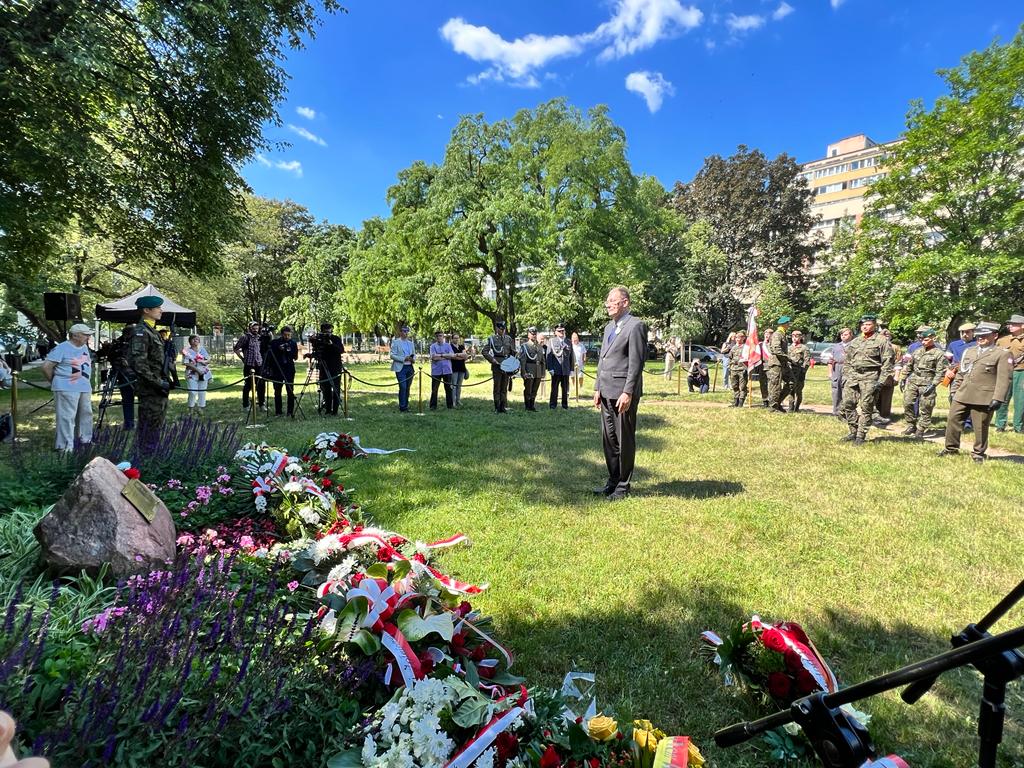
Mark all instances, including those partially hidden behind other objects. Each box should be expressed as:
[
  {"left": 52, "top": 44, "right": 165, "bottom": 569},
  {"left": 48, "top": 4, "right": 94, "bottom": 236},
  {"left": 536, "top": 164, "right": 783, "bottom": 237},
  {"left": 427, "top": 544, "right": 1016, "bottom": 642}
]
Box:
[
  {"left": 135, "top": 295, "right": 164, "bottom": 309},
  {"left": 974, "top": 321, "right": 1000, "bottom": 335},
  {"left": 860, "top": 314, "right": 877, "bottom": 322},
  {"left": 555, "top": 323, "right": 565, "bottom": 330},
  {"left": 958, "top": 322, "right": 976, "bottom": 332},
  {"left": 527, "top": 326, "right": 537, "bottom": 333},
  {"left": 920, "top": 327, "right": 936, "bottom": 337},
  {"left": 1008, "top": 314, "right": 1024, "bottom": 324},
  {"left": 777, "top": 316, "right": 791, "bottom": 325},
  {"left": 495, "top": 320, "right": 506, "bottom": 328}
]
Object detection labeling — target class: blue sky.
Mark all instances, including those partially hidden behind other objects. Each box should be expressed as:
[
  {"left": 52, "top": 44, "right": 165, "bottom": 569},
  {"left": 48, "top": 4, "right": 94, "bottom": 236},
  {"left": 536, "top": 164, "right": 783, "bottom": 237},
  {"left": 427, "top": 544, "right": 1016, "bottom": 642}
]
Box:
[{"left": 243, "top": 0, "right": 1020, "bottom": 229}]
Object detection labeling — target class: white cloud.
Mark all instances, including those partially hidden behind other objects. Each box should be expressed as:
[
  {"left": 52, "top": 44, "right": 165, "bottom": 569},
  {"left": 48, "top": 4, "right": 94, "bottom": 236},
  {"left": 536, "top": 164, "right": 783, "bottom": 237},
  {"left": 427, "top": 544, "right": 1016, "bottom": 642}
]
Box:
[
  {"left": 592, "top": 0, "right": 704, "bottom": 60},
  {"left": 296, "top": 106, "right": 316, "bottom": 120},
  {"left": 255, "top": 154, "right": 272, "bottom": 167},
  {"left": 772, "top": 2, "right": 795, "bottom": 21},
  {"left": 274, "top": 160, "right": 303, "bottom": 177},
  {"left": 287, "top": 124, "right": 327, "bottom": 146},
  {"left": 830, "top": 0, "right": 846, "bottom": 8},
  {"left": 625, "top": 71, "right": 675, "bottom": 113},
  {"left": 725, "top": 13, "right": 766, "bottom": 33},
  {"left": 440, "top": 17, "right": 583, "bottom": 85},
  {"left": 441, "top": 0, "right": 702, "bottom": 86}
]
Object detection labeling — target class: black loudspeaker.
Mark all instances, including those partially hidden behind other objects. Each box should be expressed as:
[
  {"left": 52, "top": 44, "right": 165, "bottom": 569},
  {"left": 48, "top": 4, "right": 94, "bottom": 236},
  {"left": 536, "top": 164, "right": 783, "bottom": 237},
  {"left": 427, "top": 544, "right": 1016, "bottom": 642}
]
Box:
[{"left": 43, "top": 292, "right": 82, "bottom": 321}]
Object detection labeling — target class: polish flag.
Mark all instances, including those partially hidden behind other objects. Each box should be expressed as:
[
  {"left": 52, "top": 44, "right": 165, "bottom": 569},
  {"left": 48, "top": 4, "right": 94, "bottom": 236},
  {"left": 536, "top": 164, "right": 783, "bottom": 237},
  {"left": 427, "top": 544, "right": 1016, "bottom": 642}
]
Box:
[{"left": 741, "top": 306, "right": 761, "bottom": 370}]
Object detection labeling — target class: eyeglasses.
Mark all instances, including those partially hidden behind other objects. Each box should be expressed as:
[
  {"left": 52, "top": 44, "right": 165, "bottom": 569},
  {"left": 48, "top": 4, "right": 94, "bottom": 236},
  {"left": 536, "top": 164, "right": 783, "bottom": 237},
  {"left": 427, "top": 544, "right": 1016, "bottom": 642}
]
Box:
[{"left": 604, "top": 300, "right": 624, "bottom": 307}]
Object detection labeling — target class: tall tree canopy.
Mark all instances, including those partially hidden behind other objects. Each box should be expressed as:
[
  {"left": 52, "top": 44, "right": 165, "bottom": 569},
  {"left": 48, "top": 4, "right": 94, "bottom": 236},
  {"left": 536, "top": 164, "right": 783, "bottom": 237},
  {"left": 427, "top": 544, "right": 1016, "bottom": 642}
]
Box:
[
  {"left": 849, "top": 28, "right": 1024, "bottom": 339},
  {"left": 0, "top": 0, "right": 339, "bottom": 278},
  {"left": 343, "top": 99, "right": 648, "bottom": 335},
  {"left": 672, "top": 145, "right": 818, "bottom": 329}
]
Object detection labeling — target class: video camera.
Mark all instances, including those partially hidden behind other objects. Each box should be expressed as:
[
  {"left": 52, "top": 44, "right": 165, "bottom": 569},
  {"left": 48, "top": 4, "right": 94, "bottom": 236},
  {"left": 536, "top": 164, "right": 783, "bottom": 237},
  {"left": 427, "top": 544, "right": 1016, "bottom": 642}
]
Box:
[{"left": 258, "top": 322, "right": 275, "bottom": 342}]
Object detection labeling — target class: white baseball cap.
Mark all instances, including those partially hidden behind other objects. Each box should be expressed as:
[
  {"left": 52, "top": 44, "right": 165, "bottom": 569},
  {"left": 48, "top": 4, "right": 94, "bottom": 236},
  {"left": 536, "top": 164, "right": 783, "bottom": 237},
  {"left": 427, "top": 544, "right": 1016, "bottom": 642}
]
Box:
[{"left": 68, "top": 323, "right": 94, "bottom": 335}]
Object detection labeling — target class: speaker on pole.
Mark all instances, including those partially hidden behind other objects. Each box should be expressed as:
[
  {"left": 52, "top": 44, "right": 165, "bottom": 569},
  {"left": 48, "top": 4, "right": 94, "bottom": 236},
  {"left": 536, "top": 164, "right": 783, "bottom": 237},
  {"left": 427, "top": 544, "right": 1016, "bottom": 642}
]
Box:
[{"left": 43, "top": 292, "right": 82, "bottom": 321}]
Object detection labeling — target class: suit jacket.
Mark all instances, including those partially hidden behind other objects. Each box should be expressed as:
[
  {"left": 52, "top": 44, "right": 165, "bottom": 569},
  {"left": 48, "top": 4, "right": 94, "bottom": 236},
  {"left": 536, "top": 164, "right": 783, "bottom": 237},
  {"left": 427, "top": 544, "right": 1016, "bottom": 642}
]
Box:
[
  {"left": 595, "top": 313, "right": 647, "bottom": 399},
  {"left": 953, "top": 345, "right": 1013, "bottom": 406}
]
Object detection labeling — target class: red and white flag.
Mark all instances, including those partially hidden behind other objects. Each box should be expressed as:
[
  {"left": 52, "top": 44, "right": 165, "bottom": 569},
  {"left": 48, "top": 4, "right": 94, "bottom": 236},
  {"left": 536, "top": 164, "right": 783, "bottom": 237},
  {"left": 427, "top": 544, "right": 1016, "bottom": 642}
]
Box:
[{"left": 741, "top": 306, "right": 761, "bottom": 370}]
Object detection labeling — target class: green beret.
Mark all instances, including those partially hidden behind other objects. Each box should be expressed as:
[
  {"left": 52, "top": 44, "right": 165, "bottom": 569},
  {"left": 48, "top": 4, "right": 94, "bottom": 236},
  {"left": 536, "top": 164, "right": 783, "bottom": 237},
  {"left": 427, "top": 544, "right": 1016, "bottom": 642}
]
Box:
[
  {"left": 777, "top": 316, "right": 791, "bottom": 325},
  {"left": 136, "top": 295, "right": 164, "bottom": 309},
  {"left": 860, "top": 314, "right": 877, "bottom": 322},
  {"left": 920, "top": 327, "right": 936, "bottom": 337}
]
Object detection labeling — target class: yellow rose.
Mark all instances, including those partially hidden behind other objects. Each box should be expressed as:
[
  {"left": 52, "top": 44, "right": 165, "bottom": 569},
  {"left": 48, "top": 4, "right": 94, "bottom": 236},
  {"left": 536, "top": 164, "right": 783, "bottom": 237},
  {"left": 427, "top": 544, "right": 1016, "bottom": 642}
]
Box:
[
  {"left": 634, "top": 728, "right": 659, "bottom": 752},
  {"left": 688, "top": 741, "right": 704, "bottom": 768},
  {"left": 587, "top": 714, "right": 618, "bottom": 741},
  {"left": 633, "top": 719, "right": 654, "bottom": 732}
]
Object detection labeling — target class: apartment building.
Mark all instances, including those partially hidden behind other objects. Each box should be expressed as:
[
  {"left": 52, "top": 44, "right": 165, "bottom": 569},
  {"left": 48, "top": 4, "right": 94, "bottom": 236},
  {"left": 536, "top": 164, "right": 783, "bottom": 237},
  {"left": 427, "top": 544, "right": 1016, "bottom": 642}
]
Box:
[{"left": 799, "top": 134, "right": 902, "bottom": 241}]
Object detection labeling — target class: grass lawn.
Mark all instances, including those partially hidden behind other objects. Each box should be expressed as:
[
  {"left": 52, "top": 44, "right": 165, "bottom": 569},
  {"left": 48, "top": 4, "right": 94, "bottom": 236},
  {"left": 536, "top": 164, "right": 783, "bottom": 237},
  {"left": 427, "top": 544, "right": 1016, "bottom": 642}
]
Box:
[{"left": 3, "top": 360, "right": 1024, "bottom": 766}]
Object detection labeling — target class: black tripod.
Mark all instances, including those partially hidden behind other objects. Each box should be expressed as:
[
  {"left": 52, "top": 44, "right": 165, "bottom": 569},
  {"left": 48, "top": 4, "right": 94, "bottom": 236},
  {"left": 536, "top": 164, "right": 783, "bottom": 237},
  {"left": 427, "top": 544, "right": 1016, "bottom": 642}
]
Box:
[
  {"left": 715, "top": 585, "right": 1024, "bottom": 768},
  {"left": 293, "top": 355, "right": 324, "bottom": 417},
  {"left": 96, "top": 365, "right": 133, "bottom": 430}
]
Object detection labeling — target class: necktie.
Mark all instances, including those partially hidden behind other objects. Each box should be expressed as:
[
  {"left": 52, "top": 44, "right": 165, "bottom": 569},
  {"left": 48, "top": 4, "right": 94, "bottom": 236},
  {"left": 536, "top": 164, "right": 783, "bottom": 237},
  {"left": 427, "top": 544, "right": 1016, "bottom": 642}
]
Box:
[{"left": 607, "top": 324, "right": 617, "bottom": 344}]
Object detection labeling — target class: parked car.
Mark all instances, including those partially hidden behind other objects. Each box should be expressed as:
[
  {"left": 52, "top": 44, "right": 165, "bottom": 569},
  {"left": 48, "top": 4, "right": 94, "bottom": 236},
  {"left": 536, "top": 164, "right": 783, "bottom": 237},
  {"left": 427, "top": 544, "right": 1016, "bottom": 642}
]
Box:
[
  {"left": 809, "top": 341, "right": 834, "bottom": 365},
  {"left": 680, "top": 344, "right": 727, "bottom": 365}
]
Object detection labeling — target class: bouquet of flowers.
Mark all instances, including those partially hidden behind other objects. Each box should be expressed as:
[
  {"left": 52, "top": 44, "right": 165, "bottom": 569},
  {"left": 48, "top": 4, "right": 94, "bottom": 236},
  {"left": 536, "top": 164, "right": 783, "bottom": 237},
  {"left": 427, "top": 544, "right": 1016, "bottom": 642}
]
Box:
[{"left": 310, "top": 431, "right": 366, "bottom": 461}]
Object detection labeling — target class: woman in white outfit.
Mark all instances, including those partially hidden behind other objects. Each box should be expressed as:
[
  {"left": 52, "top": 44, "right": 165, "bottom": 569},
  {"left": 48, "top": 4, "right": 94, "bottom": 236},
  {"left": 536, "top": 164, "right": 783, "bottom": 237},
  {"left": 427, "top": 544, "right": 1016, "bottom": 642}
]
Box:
[
  {"left": 571, "top": 332, "right": 587, "bottom": 393},
  {"left": 42, "top": 324, "right": 94, "bottom": 451},
  {"left": 181, "top": 335, "right": 211, "bottom": 409}
]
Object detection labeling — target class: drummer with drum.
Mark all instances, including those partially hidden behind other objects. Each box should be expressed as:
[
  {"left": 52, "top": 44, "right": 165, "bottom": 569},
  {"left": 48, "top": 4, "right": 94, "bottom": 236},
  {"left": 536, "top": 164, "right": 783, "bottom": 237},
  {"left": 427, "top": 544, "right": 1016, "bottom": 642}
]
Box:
[{"left": 483, "top": 319, "right": 517, "bottom": 413}]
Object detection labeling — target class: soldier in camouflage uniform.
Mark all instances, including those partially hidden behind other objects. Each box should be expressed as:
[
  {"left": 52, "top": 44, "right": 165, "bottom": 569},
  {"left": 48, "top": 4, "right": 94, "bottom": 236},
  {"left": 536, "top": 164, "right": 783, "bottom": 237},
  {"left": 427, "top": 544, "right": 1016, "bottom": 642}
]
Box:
[
  {"left": 766, "top": 316, "right": 792, "bottom": 412},
  {"left": 787, "top": 330, "right": 812, "bottom": 413},
  {"left": 900, "top": 328, "right": 945, "bottom": 438},
  {"left": 728, "top": 330, "right": 748, "bottom": 407},
  {"left": 838, "top": 314, "right": 895, "bottom": 445},
  {"left": 128, "top": 295, "right": 172, "bottom": 451}
]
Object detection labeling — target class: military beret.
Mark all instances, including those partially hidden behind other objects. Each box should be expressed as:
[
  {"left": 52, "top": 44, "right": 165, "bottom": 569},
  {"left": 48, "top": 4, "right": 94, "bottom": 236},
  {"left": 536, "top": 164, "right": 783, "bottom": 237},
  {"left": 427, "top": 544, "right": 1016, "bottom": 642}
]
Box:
[
  {"left": 1008, "top": 314, "right": 1024, "bottom": 324},
  {"left": 777, "top": 316, "right": 791, "bottom": 325},
  {"left": 920, "top": 327, "right": 936, "bottom": 337},
  {"left": 135, "top": 295, "right": 164, "bottom": 309},
  {"left": 958, "top": 322, "right": 976, "bottom": 332},
  {"left": 860, "top": 314, "right": 877, "bottom": 322},
  {"left": 974, "top": 321, "right": 1000, "bottom": 335}
]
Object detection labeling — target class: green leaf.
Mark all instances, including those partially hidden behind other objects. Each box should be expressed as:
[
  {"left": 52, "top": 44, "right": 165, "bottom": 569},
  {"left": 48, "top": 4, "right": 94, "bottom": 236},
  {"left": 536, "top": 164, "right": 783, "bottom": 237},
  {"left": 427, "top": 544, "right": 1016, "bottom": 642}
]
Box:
[
  {"left": 326, "top": 749, "right": 363, "bottom": 768},
  {"left": 366, "top": 563, "right": 389, "bottom": 579},
  {"left": 350, "top": 628, "right": 381, "bottom": 656},
  {"left": 452, "top": 694, "right": 492, "bottom": 729},
  {"left": 396, "top": 608, "right": 454, "bottom": 642}
]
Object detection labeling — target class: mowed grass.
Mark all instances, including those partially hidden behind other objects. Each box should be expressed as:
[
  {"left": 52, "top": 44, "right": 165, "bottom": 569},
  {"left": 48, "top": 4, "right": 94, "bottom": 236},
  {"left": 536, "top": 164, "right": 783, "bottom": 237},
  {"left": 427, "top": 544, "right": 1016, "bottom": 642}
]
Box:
[{"left": 4, "top": 360, "right": 1024, "bottom": 766}]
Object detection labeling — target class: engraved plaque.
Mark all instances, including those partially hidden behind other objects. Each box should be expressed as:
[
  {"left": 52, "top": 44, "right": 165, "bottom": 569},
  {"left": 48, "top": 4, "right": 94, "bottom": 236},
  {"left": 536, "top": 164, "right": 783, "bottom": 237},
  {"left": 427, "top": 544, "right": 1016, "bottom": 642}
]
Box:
[{"left": 121, "top": 478, "right": 159, "bottom": 523}]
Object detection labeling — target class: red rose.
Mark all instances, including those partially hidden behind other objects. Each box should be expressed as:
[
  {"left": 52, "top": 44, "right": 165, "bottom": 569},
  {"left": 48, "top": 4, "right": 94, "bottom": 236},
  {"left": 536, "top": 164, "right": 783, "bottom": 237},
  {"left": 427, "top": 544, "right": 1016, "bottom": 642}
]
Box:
[
  {"left": 539, "top": 745, "right": 561, "bottom": 768},
  {"left": 478, "top": 665, "right": 496, "bottom": 679},
  {"left": 389, "top": 536, "right": 405, "bottom": 547},
  {"left": 470, "top": 646, "right": 486, "bottom": 661},
  {"left": 456, "top": 600, "right": 473, "bottom": 617},
  {"left": 377, "top": 547, "right": 392, "bottom": 562},
  {"left": 589, "top": 759, "right": 600, "bottom": 768},
  {"left": 760, "top": 628, "right": 788, "bottom": 653},
  {"left": 418, "top": 652, "right": 435, "bottom": 675},
  {"left": 310, "top": 464, "right": 321, "bottom": 473},
  {"left": 785, "top": 651, "right": 803, "bottom": 673},
  {"left": 496, "top": 732, "right": 519, "bottom": 761},
  {"left": 123, "top": 468, "right": 141, "bottom": 480},
  {"left": 301, "top": 455, "right": 310, "bottom": 462},
  {"left": 321, "top": 478, "right": 332, "bottom": 489},
  {"left": 326, "top": 469, "right": 334, "bottom": 476},
  {"left": 350, "top": 573, "right": 365, "bottom": 585},
  {"left": 796, "top": 669, "right": 818, "bottom": 694},
  {"left": 767, "top": 672, "right": 792, "bottom": 700}
]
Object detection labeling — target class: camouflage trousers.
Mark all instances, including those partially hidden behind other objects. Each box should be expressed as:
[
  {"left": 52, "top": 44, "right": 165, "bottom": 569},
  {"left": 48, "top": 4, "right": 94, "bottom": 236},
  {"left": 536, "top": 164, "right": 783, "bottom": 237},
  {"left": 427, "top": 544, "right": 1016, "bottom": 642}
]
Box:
[
  {"left": 730, "top": 367, "right": 748, "bottom": 404},
  {"left": 767, "top": 365, "right": 792, "bottom": 409},
  {"left": 839, "top": 371, "right": 881, "bottom": 438},
  {"left": 902, "top": 379, "right": 938, "bottom": 432},
  {"left": 137, "top": 393, "right": 168, "bottom": 453}
]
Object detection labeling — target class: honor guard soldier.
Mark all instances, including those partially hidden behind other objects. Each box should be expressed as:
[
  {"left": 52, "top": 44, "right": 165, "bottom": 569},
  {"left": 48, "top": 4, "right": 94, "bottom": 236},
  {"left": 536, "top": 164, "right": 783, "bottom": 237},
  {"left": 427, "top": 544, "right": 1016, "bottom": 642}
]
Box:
[
  {"left": 939, "top": 321, "right": 1013, "bottom": 462},
  {"left": 899, "top": 328, "right": 945, "bottom": 438},
  {"left": 482, "top": 320, "right": 515, "bottom": 413},
  {"left": 519, "top": 327, "right": 544, "bottom": 411},
  {"left": 838, "top": 314, "right": 895, "bottom": 445},
  {"left": 766, "top": 316, "right": 793, "bottom": 412},
  {"left": 129, "top": 295, "right": 171, "bottom": 451},
  {"left": 788, "top": 330, "right": 811, "bottom": 412},
  {"left": 728, "top": 330, "right": 748, "bottom": 407}
]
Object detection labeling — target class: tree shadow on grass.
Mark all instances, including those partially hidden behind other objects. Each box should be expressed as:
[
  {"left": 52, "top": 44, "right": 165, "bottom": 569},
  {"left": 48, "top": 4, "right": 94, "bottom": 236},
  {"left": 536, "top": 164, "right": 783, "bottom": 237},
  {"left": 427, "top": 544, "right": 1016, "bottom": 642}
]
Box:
[
  {"left": 641, "top": 479, "right": 744, "bottom": 499},
  {"left": 493, "top": 580, "right": 1000, "bottom": 767}
]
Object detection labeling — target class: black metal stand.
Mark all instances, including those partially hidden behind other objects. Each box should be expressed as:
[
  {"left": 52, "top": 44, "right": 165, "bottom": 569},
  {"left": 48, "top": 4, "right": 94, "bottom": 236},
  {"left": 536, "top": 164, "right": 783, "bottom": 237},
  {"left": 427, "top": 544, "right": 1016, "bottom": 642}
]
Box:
[{"left": 715, "top": 623, "right": 1024, "bottom": 768}]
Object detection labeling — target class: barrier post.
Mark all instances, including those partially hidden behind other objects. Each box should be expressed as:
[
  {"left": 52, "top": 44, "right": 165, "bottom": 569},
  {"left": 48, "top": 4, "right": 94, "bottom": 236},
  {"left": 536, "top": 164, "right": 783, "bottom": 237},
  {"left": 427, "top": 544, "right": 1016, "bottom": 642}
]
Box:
[
  {"left": 10, "top": 372, "right": 18, "bottom": 438},
  {"left": 342, "top": 370, "right": 350, "bottom": 419},
  {"left": 676, "top": 360, "right": 682, "bottom": 396},
  {"left": 712, "top": 363, "right": 719, "bottom": 393},
  {"left": 574, "top": 370, "right": 579, "bottom": 404},
  {"left": 418, "top": 367, "right": 424, "bottom": 414}
]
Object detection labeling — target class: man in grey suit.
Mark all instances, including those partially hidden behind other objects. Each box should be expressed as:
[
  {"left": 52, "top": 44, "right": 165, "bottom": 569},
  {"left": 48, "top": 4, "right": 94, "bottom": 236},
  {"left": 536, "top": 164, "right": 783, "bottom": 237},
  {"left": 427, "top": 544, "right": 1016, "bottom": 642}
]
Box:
[{"left": 593, "top": 286, "right": 648, "bottom": 501}]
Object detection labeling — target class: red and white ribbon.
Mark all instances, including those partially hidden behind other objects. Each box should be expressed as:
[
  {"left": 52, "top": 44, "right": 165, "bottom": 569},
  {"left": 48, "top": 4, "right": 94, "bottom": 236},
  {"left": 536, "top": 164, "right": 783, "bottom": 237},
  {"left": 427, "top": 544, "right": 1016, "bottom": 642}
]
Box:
[
  {"left": 444, "top": 707, "right": 523, "bottom": 768},
  {"left": 423, "top": 534, "right": 469, "bottom": 550},
  {"left": 380, "top": 624, "right": 422, "bottom": 687}
]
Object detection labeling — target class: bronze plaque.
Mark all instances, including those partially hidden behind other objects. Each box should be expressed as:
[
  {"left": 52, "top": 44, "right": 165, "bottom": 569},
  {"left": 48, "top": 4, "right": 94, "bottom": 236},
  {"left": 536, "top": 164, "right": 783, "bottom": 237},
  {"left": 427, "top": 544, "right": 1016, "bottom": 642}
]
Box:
[{"left": 121, "top": 478, "right": 159, "bottom": 523}]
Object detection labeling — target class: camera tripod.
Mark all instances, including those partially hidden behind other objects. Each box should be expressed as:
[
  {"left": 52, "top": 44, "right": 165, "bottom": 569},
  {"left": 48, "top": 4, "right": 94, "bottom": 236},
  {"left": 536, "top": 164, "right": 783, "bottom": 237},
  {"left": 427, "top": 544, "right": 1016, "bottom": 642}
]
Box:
[
  {"left": 96, "top": 365, "right": 134, "bottom": 430},
  {"left": 293, "top": 360, "right": 323, "bottom": 417}
]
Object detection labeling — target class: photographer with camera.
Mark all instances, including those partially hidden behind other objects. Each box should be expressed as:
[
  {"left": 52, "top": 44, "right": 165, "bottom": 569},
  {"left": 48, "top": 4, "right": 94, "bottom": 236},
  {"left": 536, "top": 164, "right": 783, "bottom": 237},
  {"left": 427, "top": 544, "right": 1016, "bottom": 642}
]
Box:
[
  {"left": 233, "top": 320, "right": 266, "bottom": 412},
  {"left": 97, "top": 323, "right": 137, "bottom": 429},
  {"left": 268, "top": 326, "right": 299, "bottom": 417},
  {"left": 308, "top": 322, "right": 344, "bottom": 416}
]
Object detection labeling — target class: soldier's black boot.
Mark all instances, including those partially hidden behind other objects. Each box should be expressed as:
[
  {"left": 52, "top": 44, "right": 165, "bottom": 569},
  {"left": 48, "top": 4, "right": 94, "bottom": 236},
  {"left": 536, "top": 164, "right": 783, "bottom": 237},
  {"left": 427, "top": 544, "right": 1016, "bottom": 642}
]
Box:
[
  {"left": 902, "top": 424, "right": 917, "bottom": 436},
  {"left": 839, "top": 433, "right": 857, "bottom": 442}
]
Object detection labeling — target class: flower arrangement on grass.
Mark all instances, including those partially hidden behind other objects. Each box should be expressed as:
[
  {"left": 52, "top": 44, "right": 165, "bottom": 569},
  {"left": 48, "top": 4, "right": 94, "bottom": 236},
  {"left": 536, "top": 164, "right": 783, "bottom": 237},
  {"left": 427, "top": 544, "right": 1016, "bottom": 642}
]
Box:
[{"left": 310, "top": 431, "right": 366, "bottom": 461}]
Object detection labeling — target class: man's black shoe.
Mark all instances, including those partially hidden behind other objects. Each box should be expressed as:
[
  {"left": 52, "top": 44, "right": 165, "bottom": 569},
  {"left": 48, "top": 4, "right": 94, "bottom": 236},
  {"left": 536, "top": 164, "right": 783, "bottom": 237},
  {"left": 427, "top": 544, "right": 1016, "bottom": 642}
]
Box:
[
  {"left": 839, "top": 433, "right": 857, "bottom": 443},
  {"left": 936, "top": 449, "right": 957, "bottom": 457},
  {"left": 592, "top": 485, "right": 614, "bottom": 496},
  {"left": 606, "top": 491, "right": 630, "bottom": 502},
  {"left": 972, "top": 455, "right": 986, "bottom": 463},
  {"left": 902, "top": 425, "right": 917, "bottom": 436}
]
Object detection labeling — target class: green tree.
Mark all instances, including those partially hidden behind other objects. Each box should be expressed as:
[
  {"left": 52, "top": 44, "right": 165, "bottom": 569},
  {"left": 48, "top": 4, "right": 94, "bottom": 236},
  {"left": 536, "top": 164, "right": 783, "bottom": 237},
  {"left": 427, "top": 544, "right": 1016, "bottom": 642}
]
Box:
[
  {"left": 280, "top": 223, "right": 356, "bottom": 332},
  {"left": 667, "top": 220, "right": 734, "bottom": 343},
  {"left": 343, "top": 99, "right": 646, "bottom": 336},
  {"left": 0, "top": 0, "right": 339, "bottom": 278},
  {"left": 672, "top": 145, "right": 819, "bottom": 321},
  {"left": 862, "top": 28, "right": 1024, "bottom": 339}
]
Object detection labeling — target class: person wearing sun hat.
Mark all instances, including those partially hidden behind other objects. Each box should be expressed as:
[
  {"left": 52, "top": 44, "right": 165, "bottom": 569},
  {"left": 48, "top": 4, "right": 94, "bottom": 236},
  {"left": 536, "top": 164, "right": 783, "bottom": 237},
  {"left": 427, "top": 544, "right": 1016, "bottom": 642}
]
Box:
[
  {"left": 939, "top": 321, "right": 1012, "bottom": 462},
  {"left": 838, "top": 314, "right": 895, "bottom": 445},
  {"left": 994, "top": 313, "right": 1024, "bottom": 433},
  {"left": 766, "top": 316, "right": 792, "bottom": 412},
  {"left": 42, "top": 322, "right": 95, "bottom": 451},
  {"left": 899, "top": 327, "right": 945, "bottom": 438},
  {"left": 129, "top": 294, "right": 171, "bottom": 450}
]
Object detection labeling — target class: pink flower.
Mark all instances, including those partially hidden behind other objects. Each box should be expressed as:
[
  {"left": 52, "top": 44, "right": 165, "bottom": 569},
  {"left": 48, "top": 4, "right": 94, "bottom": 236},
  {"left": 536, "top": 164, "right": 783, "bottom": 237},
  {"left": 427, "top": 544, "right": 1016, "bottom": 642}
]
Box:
[
  {"left": 287, "top": 581, "right": 299, "bottom": 592},
  {"left": 238, "top": 535, "right": 255, "bottom": 549}
]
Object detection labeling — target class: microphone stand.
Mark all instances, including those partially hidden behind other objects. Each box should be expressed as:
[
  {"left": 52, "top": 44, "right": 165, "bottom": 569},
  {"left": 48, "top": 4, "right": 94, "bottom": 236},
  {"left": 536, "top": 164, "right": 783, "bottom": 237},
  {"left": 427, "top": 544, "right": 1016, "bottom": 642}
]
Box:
[{"left": 715, "top": 622, "right": 1024, "bottom": 768}]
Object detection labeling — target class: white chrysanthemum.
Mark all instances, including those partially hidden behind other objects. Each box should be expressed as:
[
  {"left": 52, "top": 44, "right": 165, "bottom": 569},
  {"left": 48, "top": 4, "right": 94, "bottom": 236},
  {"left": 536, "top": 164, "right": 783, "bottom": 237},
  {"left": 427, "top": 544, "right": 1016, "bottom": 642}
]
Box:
[
  {"left": 325, "top": 450, "right": 338, "bottom": 460},
  {"left": 312, "top": 534, "right": 342, "bottom": 563},
  {"left": 254, "top": 496, "right": 267, "bottom": 512},
  {"left": 285, "top": 463, "right": 303, "bottom": 474},
  {"left": 298, "top": 505, "right": 321, "bottom": 525},
  {"left": 283, "top": 480, "right": 303, "bottom": 494},
  {"left": 380, "top": 701, "right": 402, "bottom": 738},
  {"left": 362, "top": 734, "right": 379, "bottom": 766},
  {"left": 327, "top": 556, "right": 358, "bottom": 583},
  {"left": 474, "top": 747, "right": 496, "bottom": 768}
]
